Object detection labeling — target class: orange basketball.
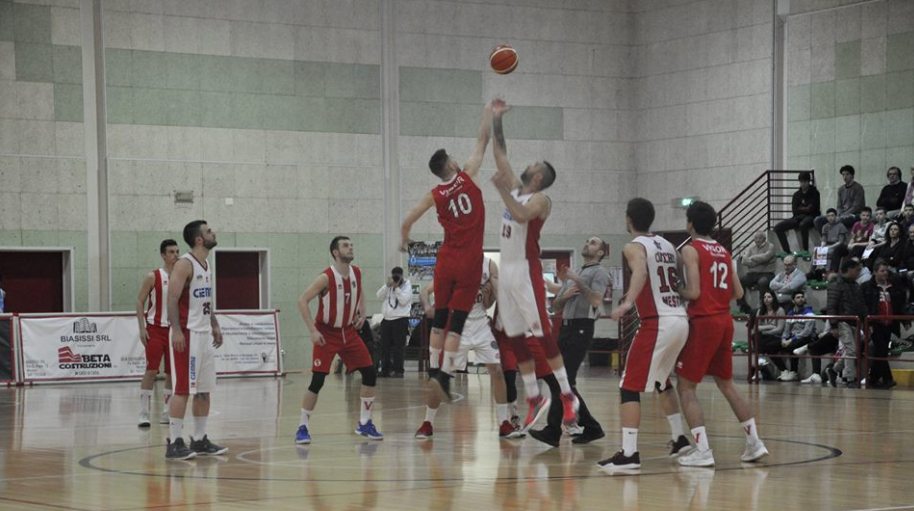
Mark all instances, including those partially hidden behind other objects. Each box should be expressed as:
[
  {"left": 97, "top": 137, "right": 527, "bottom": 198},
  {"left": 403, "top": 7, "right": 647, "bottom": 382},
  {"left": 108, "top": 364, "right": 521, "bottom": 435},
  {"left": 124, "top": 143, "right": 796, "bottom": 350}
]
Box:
[{"left": 490, "top": 44, "right": 518, "bottom": 75}]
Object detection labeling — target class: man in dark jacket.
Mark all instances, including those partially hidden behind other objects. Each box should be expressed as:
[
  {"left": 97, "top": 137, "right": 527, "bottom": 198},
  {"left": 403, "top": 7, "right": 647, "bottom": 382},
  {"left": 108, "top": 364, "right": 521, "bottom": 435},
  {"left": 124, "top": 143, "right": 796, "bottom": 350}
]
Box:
[
  {"left": 815, "top": 165, "right": 866, "bottom": 231},
  {"left": 862, "top": 259, "right": 906, "bottom": 388},
  {"left": 876, "top": 166, "right": 906, "bottom": 218},
  {"left": 826, "top": 257, "right": 867, "bottom": 388},
  {"left": 774, "top": 171, "right": 821, "bottom": 252}
]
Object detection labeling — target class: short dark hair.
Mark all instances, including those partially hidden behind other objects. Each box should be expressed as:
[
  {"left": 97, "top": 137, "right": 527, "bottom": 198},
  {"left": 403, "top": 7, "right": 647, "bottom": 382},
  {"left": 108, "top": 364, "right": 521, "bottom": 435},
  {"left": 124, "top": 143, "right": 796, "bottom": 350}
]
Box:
[
  {"left": 429, "top": 149, "right": 449, "bottom": 178},
  {"left": 598, "top": 240, "right": 609, "bottom": 262},
  {"left": 876, "top": 207, "right": 886, "bottom": 213},
  {"left": 159, "top": 239, "right": 178, "bottom": 254},
  {"left": 888, "top": 166, "right": 901, "bottom": 176},
  {"left": 539, "top": 161, "right": 556, "bottom": 190},
  {"left": 840, "top": 257, "right": 861, "bottom": 273},
  {"left": 872, "top": 258, "right": 889, "bottom": 272},
  {"left": 626, "top": 198, "right": 655, "bottom": 232},
  {"left": 798, "top": 171, "right": 812, "bottom": 182},
  {"left": 906, "top": 204, "right": 914, "bottom": 211},
  {"left": 686, "top": 201, "right": 717, "bottom": 236},
  {"left": 840, "top": 165, "right": 855, "bottom": 176},
  {"left": 183, "top": 220, "right": 207, "bottom": 248},
  {"left": 329, "top": 236, "right": 350, "bottom": 258},
  {"left": 826, "top": 208, "right": 837, "bottom": 215},
  {"left": 793, "top": 290, "right": 805, "bottom": 299},
  {"left": 861, "top": 206, "right": 872, "bottom": 215}
]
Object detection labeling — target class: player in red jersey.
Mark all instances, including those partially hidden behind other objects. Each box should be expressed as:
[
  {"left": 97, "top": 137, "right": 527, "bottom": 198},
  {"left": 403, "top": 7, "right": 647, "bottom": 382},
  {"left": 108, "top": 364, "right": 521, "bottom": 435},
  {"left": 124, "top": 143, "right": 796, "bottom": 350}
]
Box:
[
  {"left": 489, "top": 98, "right": 579, "bottom": 434},
  {"left": 294, "top": 236, "right": 382, "bottom": 445},
  {"left": 400, "top": 104, "right": 492, "bottom": 401},
  {"left": 675, "top": 201, "right": 768, "bottom": 467},
  {"left": 136, "top": 239, "right": 179, "bottom": 428}
]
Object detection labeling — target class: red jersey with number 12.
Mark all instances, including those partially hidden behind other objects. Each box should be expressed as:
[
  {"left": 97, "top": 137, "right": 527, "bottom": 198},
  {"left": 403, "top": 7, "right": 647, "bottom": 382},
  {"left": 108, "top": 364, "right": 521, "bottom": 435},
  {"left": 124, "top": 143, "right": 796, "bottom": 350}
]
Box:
[
  {"left": 433, "top": 172, "right": 485, "bottom": 261},
  {"left": 687, "top": 238, "right": 733, "bottom": 318}
]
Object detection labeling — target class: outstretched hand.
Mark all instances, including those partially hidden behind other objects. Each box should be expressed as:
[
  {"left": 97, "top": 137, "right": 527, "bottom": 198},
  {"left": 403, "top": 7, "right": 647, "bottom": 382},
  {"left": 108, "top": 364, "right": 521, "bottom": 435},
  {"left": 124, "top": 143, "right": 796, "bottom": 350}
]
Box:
[{"left": 491, "top": 98, "right": 510, "bottom": 116}]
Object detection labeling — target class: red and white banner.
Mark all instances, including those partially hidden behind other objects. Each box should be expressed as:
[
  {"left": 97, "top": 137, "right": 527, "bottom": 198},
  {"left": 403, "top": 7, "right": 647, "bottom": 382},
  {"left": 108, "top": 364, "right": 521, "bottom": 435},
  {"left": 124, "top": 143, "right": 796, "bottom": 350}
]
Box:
[{"left": 17, "top": 311, "right": 281, "bottom": 384}]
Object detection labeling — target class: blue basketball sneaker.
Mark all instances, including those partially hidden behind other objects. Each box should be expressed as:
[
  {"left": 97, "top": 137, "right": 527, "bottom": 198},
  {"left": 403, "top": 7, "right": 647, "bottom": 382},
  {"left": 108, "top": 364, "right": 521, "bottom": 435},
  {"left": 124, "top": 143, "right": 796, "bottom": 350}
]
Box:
[
  {"left": 355, "top": 420, "right": 383, "bottom": 440},
  {"left": 295, "top": 424, "right": 311, "bottom": 444}
]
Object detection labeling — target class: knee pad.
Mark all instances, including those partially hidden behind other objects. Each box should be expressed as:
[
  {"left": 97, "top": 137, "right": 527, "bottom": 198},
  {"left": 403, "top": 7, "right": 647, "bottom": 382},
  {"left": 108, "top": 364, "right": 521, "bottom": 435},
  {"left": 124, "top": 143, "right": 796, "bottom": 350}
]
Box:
[
  {"left": 620, "top": 388, "right": 641, "bottom": 404},
  {"left": 308, "top": 372, "right": 327, "bottom": 394},
  {"left": 447, "top": 310, "right": 469, "bottom": 335},
  {"left": 433, "top": 309, "right": 450, "bottom": 330},
  {"left": 358, "top": 365, "right": 376, "bottom": 387},
  {"left": 504, "top": 370, "right": 518, "bottom": 402}
]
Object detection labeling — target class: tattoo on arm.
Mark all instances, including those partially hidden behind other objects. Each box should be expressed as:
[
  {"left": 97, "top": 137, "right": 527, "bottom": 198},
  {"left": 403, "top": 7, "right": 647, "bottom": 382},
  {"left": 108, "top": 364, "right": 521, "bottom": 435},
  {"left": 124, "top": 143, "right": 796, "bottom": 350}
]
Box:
[{"left": 493, "top": 115, "right": 506, "bottom": 150}]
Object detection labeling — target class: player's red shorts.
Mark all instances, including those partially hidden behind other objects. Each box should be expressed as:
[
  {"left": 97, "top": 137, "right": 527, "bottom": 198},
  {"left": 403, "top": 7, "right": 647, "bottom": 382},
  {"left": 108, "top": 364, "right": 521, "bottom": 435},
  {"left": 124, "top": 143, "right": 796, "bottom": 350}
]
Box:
[
  {"left": 312, "top": 323, "right": 373, "bottom": 374},
  {"left": 676, "top": 313, "right": 734, "bottom": 382},
  {"left": 434, "top": 250, "right": 483, "bottom": 313},
  {"left": 145, "top": 324, "right": 171, "bottom": 374},
  {"left": 495, "top": 327, "right": 552, "bottom": 378}
]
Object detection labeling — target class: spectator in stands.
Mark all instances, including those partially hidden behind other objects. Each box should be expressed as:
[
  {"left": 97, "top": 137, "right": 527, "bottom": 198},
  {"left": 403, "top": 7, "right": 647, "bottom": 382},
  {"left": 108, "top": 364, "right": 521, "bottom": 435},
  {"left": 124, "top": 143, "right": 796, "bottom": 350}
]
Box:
[
  {"left": 737, "top": 232, "right": 777, "bottom": 313},
  {"left": 874, "top": 222, "right": 905, "bottom": 270},
  {"left": 820, "top": 208, "right": 848, "bottom": 273},
  {"left": 903, "top": 224, "right": 914, "bottom": 286},
  {"left": 831, "top": 206, "right": 874, "bottom": 266},
  {"left": 814, "top": 165, "right": 865, "bottom": 231},
  {"left": 779, "top": 290, "right": 817, "bottom": 382},
  {"left": 862, "top": 259, "right": 905, "bottom": 389},
  {"left": 797, "top": 319, "right": 839, "bottom": 384},
  {"left": 768, "top": 255, "right": 807, "bottom": 305},
  {"left": 755, "top": 291, "right": 786, "bottom": 380},
  {"left": 900, "top": 204, "right": 914, "bottom": 233},
  {"left": 871, "top": 207, "right": 889, "bottom": 245},
  {"left": 903, "top": 165, "right": 914, "bottom": 208},
  {"left": 877, "top": 166, "right": 906, "bottom": 218},
  {"left": 773, "top": 171, "right": 820, "bottom": 253},
  {"left": 826, "top": 257, "right": 867, "bottom": 388}
]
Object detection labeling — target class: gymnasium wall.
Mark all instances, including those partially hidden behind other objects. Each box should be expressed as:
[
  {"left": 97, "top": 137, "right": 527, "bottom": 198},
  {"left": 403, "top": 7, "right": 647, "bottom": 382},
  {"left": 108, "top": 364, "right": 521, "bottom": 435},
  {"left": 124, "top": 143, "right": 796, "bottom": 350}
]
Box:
[
  {"left": 786, "top": 0, "right": 914, "bottom": 209},
  {"left": 632, "top": 0, "right": 774, "bottom": 231},
  {"left": 0, "top": 0, "right": 89, "bottom": 310}
]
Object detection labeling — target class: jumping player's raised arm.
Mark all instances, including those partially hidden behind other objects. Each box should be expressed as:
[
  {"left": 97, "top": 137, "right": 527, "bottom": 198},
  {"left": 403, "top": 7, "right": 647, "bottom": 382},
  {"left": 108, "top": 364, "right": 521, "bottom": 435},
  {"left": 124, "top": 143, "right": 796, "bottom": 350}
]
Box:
[
  {"left": 298, "top": 273, "right": 330, "bottom": 346},
  {"left": 490, "top": 98, "right": 520, "bottom": 190},
  {"left": 462, "top": 104, "right": 493, "bottom": 182},
  {"left": 678, "top": 244, "right": 701, "bottom": 301},
  {"left": 167, "top": 258, "right": 193, "bottom": 353},
  {"left": 493, "top": 185, "right": 550, "bottom": 224},
  {"left": 400, "top": 192, "right": 435, "bottom": 252},
  {"left": 610, "top": 242, "right": 647, "bottom": 321}
]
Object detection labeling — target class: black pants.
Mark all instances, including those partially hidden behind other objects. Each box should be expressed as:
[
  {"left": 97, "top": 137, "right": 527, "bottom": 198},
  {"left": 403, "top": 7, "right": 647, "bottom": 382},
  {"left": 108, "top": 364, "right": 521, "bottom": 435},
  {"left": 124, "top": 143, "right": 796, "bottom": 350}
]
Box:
[
  {"left": 759, "top": 334, "right": 788, "bottom": 371},
  {"left": 774, "top": 214, "right": 816, "bottom": 252},
  {"left": 781, "top": 336, "right": 815, "bottom": 372},
  {"left": 546, "top": 320, "right": 602, "bottom": 432},
  {"left": 869, "top": 323, "right": 894, "bottom": 384},
  {"left": 829, "top": 244, "right": 865, "bottom": 272},
  {"left": 808, "top": 333, "right": 839, "bottom": 373},
  {"left": 379, "top": 317, "right": 408, "bottom": 375}
]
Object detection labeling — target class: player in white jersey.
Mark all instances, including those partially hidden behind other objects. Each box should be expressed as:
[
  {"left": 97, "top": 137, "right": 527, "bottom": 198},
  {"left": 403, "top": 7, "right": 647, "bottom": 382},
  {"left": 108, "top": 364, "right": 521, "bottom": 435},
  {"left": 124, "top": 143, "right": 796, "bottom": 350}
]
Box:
[
  {"left": 598, "top": 198, "right": 689, "bottom": 473},
  {"left": 414, "top": 258, "right": 514, "bottom": 438},
  {"left": 135, "top": 239, "right": 179, "bottom": 427},
  {"left": 164, "top": 220, "right": 227, "bottom": 460},
  {"left": 489, "top": 98, "right": 579, "bottom": 431}
]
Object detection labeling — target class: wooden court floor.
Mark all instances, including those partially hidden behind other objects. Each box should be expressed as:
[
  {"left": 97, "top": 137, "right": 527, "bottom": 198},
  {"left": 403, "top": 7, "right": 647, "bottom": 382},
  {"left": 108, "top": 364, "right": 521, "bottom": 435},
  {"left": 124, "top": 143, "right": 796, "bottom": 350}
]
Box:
[{"left": 1, "top": 367, "right": 913, "bottom": 511}]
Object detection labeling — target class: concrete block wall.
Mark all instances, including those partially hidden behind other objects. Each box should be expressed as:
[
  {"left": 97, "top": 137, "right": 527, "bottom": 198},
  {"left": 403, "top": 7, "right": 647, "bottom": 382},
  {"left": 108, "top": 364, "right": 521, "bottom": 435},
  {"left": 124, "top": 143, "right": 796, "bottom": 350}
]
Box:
[{"left": 786, "top": 0, "right": 914, "bottom": 209}]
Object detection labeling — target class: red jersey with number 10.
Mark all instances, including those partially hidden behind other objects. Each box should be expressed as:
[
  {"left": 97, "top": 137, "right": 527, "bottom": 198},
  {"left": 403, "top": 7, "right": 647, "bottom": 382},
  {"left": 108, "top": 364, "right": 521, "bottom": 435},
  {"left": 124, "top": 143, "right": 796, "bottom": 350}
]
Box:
[
  {"left": 433, "top": 172, "right": 485, "bottom": 259},
  {"left": 687, "top": 238, "right": 734, "bottom": 318}
]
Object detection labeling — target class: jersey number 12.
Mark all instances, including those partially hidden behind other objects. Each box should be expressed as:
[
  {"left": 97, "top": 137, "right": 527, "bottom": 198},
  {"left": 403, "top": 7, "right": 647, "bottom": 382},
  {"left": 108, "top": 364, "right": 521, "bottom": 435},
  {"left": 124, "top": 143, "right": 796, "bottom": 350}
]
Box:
[{"left": 710, "top": 262, "right": 729, "bottom": 289}]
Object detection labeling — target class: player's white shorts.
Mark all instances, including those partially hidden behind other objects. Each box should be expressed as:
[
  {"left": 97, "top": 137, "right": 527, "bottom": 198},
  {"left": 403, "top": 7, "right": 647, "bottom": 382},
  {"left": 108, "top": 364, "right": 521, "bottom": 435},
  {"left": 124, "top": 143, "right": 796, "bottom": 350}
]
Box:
[
  {"left": 452, "top": 319, "right": 500, "bottom": 368},
  {"left": 497, "top": 261, "right": 549, "bottom": 338},
  {"left": 170, "top": 329, "right": 217, "bottom": 395},
  {"left": 620, "top": 315, "right": 688, "bottom": 392}
]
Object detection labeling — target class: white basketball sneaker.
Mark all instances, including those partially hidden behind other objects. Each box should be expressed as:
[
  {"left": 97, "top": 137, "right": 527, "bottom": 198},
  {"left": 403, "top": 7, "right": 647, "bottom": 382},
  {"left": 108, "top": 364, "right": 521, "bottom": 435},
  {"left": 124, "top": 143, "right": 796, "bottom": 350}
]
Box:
[
  {"left": 741, "top": 441, "right": 769, "bottom": 462},
  {"left": 677, "top": 448, "right": 715, "bottom": 467}
]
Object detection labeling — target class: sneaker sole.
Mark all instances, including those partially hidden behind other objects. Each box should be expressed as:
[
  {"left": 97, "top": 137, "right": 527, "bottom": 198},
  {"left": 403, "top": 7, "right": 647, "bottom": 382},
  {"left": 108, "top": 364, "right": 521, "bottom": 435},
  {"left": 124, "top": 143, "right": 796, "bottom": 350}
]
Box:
[
  {"left": 571, "top": 431, "right": 606, "bottom": 445},
  {"left": 415, "top": 434, "right": 432, "bottom": 440},
  {"left": 355, "top": 430, "right": 384, "bottom": 441},
  {"left": 295, "top": 438, "right": 311, "bottom": 445},
  {"left": 138, "top": 421, "right": 151, "bottom": 428},
  {"left": 669, "top": 445, "right": 695, "bottom": 458},
  {"left": 678, "top": 458, "right": 715, "bottom": 467},
  {"left": 741, "top": 449, "right": 769, "bottom": 462},
  {"left": 166, "top": 452, "right": 197, "bottom": 460},
  {"left": 196, "top": 448, "right": 229, "bottom": 456},
  {"left": 505, "top": 431, "right": 526, "bottom": 439},
  {"left": 523, "top": 398, "right": 552, "bottom": 432},
  {"left": 598, "top": 462, "right": 640, "bottom": 473}
]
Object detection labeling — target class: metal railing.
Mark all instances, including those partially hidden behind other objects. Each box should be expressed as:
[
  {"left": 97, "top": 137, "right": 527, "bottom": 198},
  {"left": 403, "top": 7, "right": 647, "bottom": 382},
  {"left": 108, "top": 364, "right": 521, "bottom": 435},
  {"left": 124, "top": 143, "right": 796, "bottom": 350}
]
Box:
[{"left": 719, "top": 170, "right": 815, "bottom": 258}]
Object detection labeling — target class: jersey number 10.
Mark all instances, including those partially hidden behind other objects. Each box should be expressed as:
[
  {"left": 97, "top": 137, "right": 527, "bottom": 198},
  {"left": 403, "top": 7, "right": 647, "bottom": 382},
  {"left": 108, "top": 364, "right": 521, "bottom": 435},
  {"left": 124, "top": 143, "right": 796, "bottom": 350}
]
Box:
[{"left": 448, "top": 193, "right": 473, "bottom": 218}]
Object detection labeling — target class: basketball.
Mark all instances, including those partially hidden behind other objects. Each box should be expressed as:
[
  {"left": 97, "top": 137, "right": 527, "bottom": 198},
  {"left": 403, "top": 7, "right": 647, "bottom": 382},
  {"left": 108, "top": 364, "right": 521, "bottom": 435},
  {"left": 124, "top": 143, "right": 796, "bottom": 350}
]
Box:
[{"left": 490, "top": 44, "right": 518, "bottom": 74}]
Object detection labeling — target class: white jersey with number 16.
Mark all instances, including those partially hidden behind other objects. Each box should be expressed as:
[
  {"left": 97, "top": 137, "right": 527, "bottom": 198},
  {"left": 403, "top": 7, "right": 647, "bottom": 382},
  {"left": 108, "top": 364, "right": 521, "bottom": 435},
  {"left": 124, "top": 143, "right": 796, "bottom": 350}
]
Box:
[{"left": 632, "top": 235, "right": 686, "bottom": 319}]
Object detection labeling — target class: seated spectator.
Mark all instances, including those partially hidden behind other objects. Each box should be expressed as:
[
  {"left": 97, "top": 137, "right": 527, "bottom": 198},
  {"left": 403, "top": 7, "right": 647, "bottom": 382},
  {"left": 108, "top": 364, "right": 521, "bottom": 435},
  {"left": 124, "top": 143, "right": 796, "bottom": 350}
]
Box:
[
  {"left": 831, "top": 206, "right": 874, "bottom": 266},
  {"left": 871, "top": 207, "right": 889, "bottom": 244},
  {"left": 779, "top": 291, "right": 817, "bottom": 382},
  {"left": 873, "top": 222, "right": 905, "bottom": 270},
  {"left": 862, "top": 259, "right": 907, "bottom": 389},
  {"left": 774, "top": 171, "right": 820, "bottom": 253},
  {"left": 814, "top": 165, "right": 865, "bottom": 231},
  {"left": 769, "top": 255, "right": 807, "bottom": 305},
  {"left": 819, "top": 208, "right": 848, "bottom": 274},
  {"left": 902, "top": 224, "right": 914, "bottom": 287},
  {"left": 796, "top": 319, "right": 839, "bottom": 384},
  {"left": 900, "top": 204, "right": 914, "bottom": 233},
  {"left": 737, "top": 232, "right": 777, "bottom": 313},
  {"left": 877, "top": 166, "right": 906, "bottom": 218},
  {"left": 755, "top": 291, "right": 786, "bottom": 380},
  {"left": 903, "top": 165, "right": 914, "bottom": 209}
]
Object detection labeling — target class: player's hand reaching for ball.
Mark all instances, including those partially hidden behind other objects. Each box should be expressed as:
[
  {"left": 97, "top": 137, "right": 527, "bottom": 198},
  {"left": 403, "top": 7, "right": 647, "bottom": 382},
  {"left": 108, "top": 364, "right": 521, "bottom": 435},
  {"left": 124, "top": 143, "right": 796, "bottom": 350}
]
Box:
[
  {"left": 491, "top": 98, "right": 511, "bottom": 117},
  {"left": 309, "top": 328, "right": 326, "bottom": 346}
]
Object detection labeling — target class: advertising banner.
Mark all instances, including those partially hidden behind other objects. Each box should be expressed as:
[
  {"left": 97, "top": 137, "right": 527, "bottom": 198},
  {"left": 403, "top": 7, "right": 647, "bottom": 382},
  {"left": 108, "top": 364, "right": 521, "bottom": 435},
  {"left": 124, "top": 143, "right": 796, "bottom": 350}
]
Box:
[{"left": 214, "top": 312, "right": 281, "bottom": 375}]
